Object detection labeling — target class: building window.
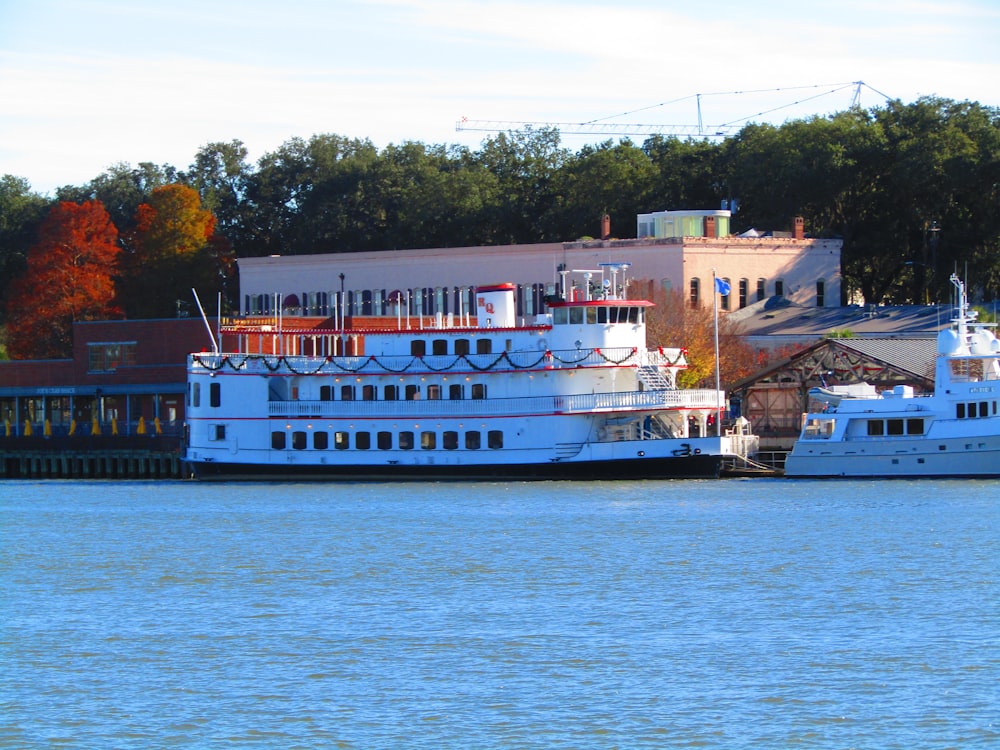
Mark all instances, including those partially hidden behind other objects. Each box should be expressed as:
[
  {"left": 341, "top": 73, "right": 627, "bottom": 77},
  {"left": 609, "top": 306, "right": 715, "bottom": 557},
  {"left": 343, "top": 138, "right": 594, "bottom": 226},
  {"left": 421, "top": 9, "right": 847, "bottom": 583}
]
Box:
[
  {"left": 756, "top": 278, "right": 766, "bottom": 302},
  {"left": 738, "top": 279, "right": 748, "bottom": 309},
  {"left": 816, "top": 279, "right": 826, "bottom": 307},
  {"left": 720, "top": 278, "right": 731, "bottom": 311},
  {"left": 775, "top": 279, "right": 785, "bottom": 297},
  {"left": 87, "top": 342, "right": 137, "bottom": 373},
  {"left": 690, "top": 278, "right": 700, "bottom": 308}
]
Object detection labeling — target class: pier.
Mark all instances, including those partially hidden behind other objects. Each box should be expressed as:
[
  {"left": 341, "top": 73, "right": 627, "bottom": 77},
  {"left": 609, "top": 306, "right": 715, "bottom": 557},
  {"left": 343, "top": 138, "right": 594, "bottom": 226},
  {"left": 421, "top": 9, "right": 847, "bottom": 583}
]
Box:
[{"left": 0, "top": 437, "right": 186, "bottom": 480}]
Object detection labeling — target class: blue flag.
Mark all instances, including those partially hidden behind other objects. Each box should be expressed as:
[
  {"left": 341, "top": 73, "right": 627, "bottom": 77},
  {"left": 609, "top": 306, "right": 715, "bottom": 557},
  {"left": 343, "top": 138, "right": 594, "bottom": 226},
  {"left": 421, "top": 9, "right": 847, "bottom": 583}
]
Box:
[{"left": 715, "top": 277, "right": 731, "bottom": 296}]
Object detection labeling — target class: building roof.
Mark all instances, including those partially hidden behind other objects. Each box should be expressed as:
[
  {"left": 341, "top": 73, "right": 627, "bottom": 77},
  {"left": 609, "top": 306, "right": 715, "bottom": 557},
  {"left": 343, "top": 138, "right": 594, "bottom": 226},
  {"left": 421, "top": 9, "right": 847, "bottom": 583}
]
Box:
[{"left": 731, "top": 297, "right": 952, "bottom": 340}]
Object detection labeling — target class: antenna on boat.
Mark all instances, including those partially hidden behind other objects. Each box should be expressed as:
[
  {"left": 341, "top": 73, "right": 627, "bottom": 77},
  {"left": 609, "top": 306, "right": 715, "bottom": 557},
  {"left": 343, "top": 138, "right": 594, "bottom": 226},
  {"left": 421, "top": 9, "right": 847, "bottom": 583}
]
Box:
[{"left": 192, "top": 288, "right": 220, "bottom": 354}]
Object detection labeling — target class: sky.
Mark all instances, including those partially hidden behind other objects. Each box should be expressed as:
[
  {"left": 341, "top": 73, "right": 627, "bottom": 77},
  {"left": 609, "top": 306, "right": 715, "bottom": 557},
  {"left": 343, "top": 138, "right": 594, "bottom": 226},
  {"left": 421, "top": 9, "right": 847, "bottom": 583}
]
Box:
[{"left": 2, "top": 0, "right": 999, "bottom": 195}]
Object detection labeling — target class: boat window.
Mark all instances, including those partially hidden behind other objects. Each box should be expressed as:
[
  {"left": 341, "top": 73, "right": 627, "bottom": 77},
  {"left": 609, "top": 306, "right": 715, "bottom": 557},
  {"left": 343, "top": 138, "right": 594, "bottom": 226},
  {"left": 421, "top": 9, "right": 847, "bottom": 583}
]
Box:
[
  {"left": 399, "top": 431, "right": 414, "bottom": 450},
  {"left": 421, "top": 431, "right": 436, "bottom": 449},
  {"left": 867, "top": 420, "right": 884, "bottom": 436},
  {"left": 980, "top": 402, "right": 990, "bottom": 417},
  {"left": 334, "top": 431, "right": 349, "bottom": 450},
  {"left": 384, "top": 385, "right": 398, "bottom": 401},
  {"left": 340, "top": 385, "right": 355, "bottom": 401},
  {"left": 411, "top": 340, "right": 426, "bottom": 356},
  {"left": 443, "top": 431, "right": 458, "bottom": 450},
  {"left": 887, "top": 419, "right": 904, "bottom": 435},
  {"left": 586, "top": 307, "right": 598, "bottom": 324},
  {"left": 377, "top": 431, "right": 392, "bottom": 450},
  {"left": 191, "top": 382, "right": 200, "bottom": 408},
  {"left": 314, "top": 431, "right": 329, "bottom": 449},
  {"left": 488, "top": 430, "right": 503, "bottom": 449},
  {"left": 477, "top": 339, "right": 492, "bottom": 354},
  {"left": 405, "top": 385, "right": 420, "bottom": 400},
  {"left": 432, "top": 339, "right": 448, "bottom": 355},
  {"left": 427, "top": 385, "right": 442, "bottom": 400},
  {"left": 957, "top": 403, "right": 966, "bottom": 418},
  {"left": 569, "top": 307, "right": 584, "bottom": 325},
  {"left": 553, "top": 308, "right": 568, "bottom": 325},
  {"left": 292, "top": 431, "right": 307, "bottom": 450},
  {"left": 363, "top": 385, "right": 376, "bottom": 401},
  {"left": 802, "top": 418, "right": 835, "bottom": 439},
  {"left": 597, "top": 308, "right": 608, "bottom": 324},
  {"left": 472, "top": 384, "right": 487, "bottom": 400},
  {"left": 465, "top": 431, "right": 481, "bottom": 450},
  {"left": 906, "top": 418, "right": 924, "bottom": 435},
  {"left": 356, "top": 432, "right": 371, "bottom": 450},
  {"left": 320, "top": 385, "right": 333, "bottom": 401},
  {"left": 449, "top": 384, "right": 464, "bottom": 400},
  {"left": 271, "top": 431, "right": 286, "bottom": 450},
  {"left": 212, "top": 425, "right": 226, "bottom": 441},
  {"left": 455, "top": 339, "right": 470, "bottom": 356}
]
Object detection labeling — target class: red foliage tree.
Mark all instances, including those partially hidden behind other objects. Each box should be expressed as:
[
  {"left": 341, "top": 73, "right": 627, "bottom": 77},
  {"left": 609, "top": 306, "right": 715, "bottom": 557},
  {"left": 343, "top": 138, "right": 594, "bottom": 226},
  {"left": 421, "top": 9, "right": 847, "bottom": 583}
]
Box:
[{"left": 6, "top": 201, "right": 121, "bottom": 359}]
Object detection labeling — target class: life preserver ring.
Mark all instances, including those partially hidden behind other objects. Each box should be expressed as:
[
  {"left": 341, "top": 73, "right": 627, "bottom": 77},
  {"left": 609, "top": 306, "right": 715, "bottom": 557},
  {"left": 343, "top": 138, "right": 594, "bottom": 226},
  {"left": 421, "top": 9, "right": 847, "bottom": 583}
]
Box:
[{"left": 537, "top": 338, "right": 548, "bottom": 351}]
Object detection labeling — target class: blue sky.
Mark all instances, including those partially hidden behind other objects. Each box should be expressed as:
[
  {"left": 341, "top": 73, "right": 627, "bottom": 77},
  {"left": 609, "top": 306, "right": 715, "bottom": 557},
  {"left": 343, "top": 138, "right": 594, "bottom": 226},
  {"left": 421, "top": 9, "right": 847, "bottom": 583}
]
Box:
[{"left": 2, "top": 0, "right": 998, "bottom": 194}]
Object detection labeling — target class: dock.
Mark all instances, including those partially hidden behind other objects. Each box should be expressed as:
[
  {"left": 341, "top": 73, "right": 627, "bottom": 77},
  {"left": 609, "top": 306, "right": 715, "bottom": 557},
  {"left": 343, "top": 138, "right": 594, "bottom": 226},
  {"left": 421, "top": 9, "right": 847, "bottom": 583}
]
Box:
[{"left": 0, "top": 436, "right": 186, "bottom": 480}]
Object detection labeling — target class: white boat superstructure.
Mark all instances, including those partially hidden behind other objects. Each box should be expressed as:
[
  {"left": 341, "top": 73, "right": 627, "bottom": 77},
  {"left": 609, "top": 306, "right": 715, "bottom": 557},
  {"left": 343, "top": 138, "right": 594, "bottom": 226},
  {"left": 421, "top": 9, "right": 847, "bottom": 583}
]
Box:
[
  {"left": 184, "top": 269, "right": 757, "bottom": 480},
  {"left": 785, "top": 274, "right": 1000, "bottom": 478}
]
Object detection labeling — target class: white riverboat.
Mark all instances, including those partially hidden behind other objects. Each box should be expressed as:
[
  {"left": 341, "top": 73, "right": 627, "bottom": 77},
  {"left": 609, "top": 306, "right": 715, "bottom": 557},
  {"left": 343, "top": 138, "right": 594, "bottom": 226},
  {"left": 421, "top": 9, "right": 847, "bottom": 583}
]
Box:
[
  {"left": 184, "top": 268, "right": 757, "bottom": 480},
  {"left": 785, "top": 274, "right": 1000, "bottom": 478}
]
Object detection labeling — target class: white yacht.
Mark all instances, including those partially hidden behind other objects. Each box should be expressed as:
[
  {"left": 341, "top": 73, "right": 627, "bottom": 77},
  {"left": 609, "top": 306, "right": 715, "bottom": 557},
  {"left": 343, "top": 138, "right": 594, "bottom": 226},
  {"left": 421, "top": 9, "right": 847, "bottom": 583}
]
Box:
[{"left": 785, "top": 275, "right": 1000, "bottom": 478}]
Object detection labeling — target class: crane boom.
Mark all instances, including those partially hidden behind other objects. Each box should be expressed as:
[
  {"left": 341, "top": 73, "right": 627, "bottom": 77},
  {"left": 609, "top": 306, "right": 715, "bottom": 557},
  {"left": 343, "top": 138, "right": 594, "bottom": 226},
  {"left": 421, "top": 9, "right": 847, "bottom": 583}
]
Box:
[{"left": 455, "top": 118, "right": 734, "bottom": 138}]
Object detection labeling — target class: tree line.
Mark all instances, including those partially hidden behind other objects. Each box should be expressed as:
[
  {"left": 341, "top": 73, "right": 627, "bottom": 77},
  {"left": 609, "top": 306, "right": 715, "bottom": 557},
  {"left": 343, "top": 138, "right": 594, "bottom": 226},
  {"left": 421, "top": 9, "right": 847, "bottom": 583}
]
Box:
[{"left": 1, "top": 95, "right": 998, "bottom": 359}]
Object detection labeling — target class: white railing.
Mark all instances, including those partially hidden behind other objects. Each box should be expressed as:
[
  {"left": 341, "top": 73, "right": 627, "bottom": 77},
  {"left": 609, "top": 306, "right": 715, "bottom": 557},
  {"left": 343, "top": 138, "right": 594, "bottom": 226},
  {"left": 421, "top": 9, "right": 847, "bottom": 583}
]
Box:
[{"left": 266, "top": 388, "right": 726, "bottom": 418}]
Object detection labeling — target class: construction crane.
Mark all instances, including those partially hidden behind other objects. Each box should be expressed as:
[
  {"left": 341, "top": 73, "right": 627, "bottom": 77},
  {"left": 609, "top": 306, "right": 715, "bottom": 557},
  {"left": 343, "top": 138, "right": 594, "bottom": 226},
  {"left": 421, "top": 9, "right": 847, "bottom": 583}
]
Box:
[{"left": 456, "top": 81, "right": 888, "bottom": 138}]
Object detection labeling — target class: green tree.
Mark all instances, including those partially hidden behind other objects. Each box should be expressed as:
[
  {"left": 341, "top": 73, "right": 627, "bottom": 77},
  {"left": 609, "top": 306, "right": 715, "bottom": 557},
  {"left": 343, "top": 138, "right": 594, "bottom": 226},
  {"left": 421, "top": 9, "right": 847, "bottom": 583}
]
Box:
[{"left": 0, "top": 175, "right": 50, "bottom": 326}]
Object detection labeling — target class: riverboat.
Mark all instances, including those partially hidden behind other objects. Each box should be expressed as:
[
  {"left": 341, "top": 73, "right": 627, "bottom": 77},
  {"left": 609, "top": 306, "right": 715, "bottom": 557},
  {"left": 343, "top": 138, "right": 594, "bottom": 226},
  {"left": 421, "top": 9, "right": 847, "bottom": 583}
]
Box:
[
  {"left": 785, "top": 274, "right": 1000, "bottom": 478},
  {"left": 184, "top": 267, "right": 758, "bottom": 480}
]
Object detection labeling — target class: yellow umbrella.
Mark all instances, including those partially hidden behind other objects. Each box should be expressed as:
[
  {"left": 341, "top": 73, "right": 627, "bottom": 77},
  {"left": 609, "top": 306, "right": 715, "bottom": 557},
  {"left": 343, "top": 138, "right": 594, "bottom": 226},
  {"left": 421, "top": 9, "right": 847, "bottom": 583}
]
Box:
[
  {"left": 91, "top": 416, "right": 100, "bottom": 436},
  {"left": 68, "top": 419, "right": 77, "bottom": 436},
  {"left": 24, "top": 419, "right": 33, "bottom": 437},
  {"left": 44, "top": 419, "right": 52, "bottom": 437},
  {"left": 154, "top": 417, "right": 162, "bottom": 435},
  {"left": 111, "top": 418, "right": 118, "bottom": 436},
  {"left": 137, "top": 416, "right": 147, "bottom": 435}
]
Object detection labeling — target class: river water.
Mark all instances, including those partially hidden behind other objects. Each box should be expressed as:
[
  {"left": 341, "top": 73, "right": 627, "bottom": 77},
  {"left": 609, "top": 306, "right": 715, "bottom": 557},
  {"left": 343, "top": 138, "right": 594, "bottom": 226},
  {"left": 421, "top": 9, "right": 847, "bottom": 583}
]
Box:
[{"left": 1, "top": 478, "right": 997, "bottom": 748}]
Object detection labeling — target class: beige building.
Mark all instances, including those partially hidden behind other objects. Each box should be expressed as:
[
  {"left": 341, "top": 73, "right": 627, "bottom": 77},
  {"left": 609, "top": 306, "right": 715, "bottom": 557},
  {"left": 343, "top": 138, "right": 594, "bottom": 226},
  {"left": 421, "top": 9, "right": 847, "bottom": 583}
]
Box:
[{"left": 237, "top": 210, "right": 841, "bottom": 319}]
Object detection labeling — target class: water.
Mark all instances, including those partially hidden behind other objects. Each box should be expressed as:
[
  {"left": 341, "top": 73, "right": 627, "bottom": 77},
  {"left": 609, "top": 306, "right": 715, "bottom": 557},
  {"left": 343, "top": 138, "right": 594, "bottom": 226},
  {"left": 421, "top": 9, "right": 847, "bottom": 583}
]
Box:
[{"left": 1, "top": 479, "right": 997, "bottom": 749}]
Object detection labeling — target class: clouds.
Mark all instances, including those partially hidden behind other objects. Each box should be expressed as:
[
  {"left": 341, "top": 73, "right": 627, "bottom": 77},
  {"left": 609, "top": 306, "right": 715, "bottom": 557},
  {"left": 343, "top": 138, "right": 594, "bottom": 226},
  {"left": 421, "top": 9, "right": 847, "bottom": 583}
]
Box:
[{"left": 1, "top": 0, "right": 997, "bottom": 194}]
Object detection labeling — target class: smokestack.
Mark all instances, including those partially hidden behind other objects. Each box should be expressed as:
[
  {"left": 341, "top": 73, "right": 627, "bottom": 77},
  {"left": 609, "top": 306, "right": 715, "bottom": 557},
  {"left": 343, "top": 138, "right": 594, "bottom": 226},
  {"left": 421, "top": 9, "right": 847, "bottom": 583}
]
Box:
[
  {"left": 793, "top": 216, "right": 805, "bottom": 239},
  {"left": 703, "top": 215, "right": 716, "bottom": 238}
]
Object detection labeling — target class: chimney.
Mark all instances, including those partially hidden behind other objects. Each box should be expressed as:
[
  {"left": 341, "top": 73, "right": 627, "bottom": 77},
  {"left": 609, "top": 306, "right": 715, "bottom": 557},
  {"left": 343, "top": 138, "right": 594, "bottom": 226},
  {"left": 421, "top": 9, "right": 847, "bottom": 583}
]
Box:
[
  {"left": 793, "top": 216, "right": 805, "bottom": 239},
  {"left": 703, "top": 215, "right": 716, "bottom": 238},
  {"left": 600, "top": 214, "right": 611, "bottom": 240}
]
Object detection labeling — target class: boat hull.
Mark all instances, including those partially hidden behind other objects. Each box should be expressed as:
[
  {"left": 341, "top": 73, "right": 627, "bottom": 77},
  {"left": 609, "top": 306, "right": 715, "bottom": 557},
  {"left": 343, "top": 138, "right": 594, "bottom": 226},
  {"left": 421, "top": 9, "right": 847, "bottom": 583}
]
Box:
[
  {"left": 785, "top": 437, "right": 1000, "bottom": 478},
  {"left": 186, "top": 452, "right": 724, "bottom": 481}
]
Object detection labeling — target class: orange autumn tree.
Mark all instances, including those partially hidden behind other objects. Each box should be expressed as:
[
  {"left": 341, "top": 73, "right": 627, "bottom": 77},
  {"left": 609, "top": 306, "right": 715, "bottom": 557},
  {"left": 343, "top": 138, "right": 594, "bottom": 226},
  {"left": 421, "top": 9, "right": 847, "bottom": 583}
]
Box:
[
  {"left": 6, "top": 200, "right": 121, "bottom": 359},
  {"left": 118, "top": 184, "right": 232, "bottom": 319},
  {"left": 638, "top": 279, "right": 763, "bottom": 389}
]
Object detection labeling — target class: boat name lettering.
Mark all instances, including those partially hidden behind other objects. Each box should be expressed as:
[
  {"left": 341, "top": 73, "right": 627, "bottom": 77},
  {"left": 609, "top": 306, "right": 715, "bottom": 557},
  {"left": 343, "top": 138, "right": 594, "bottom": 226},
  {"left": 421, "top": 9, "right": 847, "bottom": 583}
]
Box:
[{"left": 968, "top": 386, "right": 994, "bottom": 393}]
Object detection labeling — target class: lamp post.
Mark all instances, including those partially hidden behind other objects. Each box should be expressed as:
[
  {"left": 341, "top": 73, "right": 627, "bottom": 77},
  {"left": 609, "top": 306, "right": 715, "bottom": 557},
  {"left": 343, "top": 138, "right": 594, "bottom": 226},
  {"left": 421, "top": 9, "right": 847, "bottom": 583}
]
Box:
[{"left": 339, "top": 273, "right": 346, "bottom": 355}]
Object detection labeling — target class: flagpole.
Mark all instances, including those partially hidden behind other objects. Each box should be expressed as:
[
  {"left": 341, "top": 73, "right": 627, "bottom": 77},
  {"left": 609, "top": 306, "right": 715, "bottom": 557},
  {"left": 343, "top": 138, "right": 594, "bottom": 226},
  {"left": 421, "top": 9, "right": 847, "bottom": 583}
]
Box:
[{"left": 713, "top": 269, "right": 721, "bottom": 432}]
